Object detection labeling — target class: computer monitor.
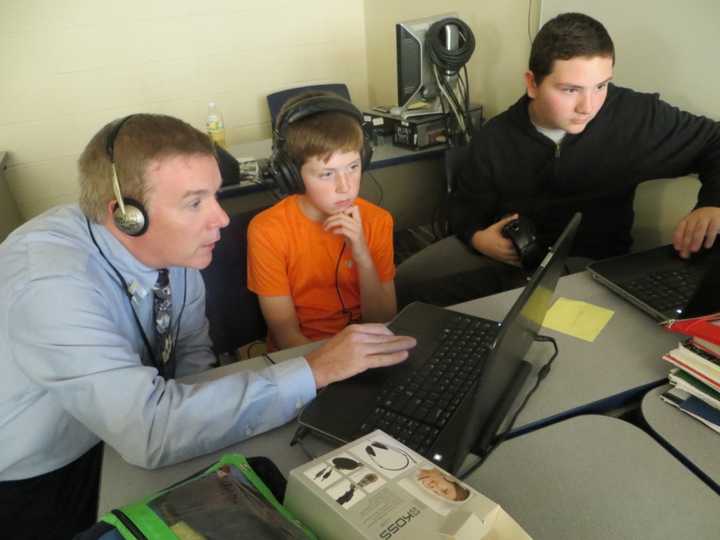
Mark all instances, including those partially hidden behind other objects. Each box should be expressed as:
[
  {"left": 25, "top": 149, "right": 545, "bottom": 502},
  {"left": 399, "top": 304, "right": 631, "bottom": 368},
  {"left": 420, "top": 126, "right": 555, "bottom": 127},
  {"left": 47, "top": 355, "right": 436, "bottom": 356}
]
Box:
[{"left": 395, "top": 13, "right": 459, "bottom": 117}]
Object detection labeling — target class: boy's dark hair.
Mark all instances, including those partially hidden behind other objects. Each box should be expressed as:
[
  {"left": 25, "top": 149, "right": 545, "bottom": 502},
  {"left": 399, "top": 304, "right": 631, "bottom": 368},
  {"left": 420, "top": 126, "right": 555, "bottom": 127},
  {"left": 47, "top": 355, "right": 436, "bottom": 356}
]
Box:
[
  {"left": 529, "top": 13, "right": 615, "bottom": 85},
  {"left": 277, "top": 91, "right": 364, "bottom": 166}
]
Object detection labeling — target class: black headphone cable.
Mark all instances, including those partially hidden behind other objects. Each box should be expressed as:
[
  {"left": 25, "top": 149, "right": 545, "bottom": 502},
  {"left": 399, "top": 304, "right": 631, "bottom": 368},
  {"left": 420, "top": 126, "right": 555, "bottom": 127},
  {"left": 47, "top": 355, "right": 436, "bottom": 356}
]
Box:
[
  {"left": 86, "top": 217, "right": 187, "bottom": 377},
  {"left": 334, "top": 241, "right": 355, "bottom": 326}
]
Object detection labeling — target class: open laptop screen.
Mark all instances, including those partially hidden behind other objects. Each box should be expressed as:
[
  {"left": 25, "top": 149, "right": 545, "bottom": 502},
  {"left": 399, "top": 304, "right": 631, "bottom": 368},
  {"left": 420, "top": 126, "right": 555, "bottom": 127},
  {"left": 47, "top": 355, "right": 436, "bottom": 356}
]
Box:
[{"left": 449, "top": 212, "right": 580, "bottom": 473}]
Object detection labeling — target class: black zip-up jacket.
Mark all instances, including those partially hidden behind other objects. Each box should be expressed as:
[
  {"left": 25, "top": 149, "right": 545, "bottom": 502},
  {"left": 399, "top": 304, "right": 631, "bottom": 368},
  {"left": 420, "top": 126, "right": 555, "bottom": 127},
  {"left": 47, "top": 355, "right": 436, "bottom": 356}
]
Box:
[{"left": 450, "top": 84, "right": 720, "bottom": 259}]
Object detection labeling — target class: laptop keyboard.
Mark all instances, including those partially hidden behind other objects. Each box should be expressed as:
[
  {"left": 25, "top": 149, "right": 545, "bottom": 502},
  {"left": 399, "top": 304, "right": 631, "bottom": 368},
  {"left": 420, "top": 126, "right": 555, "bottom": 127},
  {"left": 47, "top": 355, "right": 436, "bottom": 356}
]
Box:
[
  {"left": 356, "top": 314, "right": 500, "bottom": 456},
  {"left": 618, "top": 266, "right": 705, "bottom": 316}
]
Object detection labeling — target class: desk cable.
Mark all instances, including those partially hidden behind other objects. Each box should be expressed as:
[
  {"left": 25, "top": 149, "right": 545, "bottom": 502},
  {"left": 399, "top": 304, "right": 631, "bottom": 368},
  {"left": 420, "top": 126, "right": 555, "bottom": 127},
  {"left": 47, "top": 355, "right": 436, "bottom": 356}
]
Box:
[
  {"left": 459, "top": 334, "right": 558, "bottom": 480},
  {"left": 290, "top": 426, "right": 318, "bottom": 461},
  {"left": 334, "top": 242, "right": 361, "bottom": 327},
  {"left": 427, "top": 17, "right": 475, "bottom": 144}
]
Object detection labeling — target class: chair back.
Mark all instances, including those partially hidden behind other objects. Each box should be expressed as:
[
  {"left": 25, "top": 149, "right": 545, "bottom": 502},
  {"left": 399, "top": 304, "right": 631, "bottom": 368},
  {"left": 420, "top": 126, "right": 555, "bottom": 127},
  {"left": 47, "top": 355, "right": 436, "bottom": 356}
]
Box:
[
  {"left": 201, "top": 206, "right": 269, "bottom": 355},
  {"left": 267, "top": 84, "right": 351, "bottom": 128}
]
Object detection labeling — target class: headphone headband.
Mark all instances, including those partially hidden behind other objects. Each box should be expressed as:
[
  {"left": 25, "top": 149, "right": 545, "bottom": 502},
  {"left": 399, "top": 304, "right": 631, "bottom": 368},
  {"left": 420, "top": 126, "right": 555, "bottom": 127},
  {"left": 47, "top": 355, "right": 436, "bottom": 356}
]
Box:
[
  {"left": 106, "top": 115, "right": 135, "bottom": 162},
  {"left": 275, "top": 95, "right": 364, "bottom": 140}
]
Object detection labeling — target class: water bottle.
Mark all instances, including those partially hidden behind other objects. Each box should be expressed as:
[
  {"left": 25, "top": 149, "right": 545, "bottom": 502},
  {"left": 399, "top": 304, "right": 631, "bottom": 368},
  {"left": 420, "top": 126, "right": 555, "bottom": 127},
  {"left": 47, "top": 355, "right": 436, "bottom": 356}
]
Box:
[{"left": 206, "top": 101, "right": 226, "bottom": 148}]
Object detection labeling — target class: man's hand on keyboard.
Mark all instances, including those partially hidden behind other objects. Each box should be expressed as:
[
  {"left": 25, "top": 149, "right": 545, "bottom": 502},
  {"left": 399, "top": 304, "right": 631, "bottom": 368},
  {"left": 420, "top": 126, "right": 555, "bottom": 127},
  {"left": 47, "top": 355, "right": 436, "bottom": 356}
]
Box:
[{"left": 306, "top": 324, "right": 416, "bottom": 389}]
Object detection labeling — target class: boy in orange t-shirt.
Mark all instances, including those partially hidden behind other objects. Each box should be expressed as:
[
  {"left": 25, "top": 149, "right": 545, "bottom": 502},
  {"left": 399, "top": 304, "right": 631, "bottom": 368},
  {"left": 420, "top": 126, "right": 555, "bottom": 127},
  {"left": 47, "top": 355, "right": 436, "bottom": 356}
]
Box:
[{"left": 247, "top": 93, "right": 397, "bottom": 350}]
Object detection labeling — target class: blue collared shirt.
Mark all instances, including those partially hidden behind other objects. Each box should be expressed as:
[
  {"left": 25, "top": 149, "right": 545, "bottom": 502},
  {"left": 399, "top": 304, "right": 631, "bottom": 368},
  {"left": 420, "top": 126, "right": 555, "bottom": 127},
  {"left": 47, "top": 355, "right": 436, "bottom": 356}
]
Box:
[{"left": 0, "top": 205, "right": 316, "bottom": 480}]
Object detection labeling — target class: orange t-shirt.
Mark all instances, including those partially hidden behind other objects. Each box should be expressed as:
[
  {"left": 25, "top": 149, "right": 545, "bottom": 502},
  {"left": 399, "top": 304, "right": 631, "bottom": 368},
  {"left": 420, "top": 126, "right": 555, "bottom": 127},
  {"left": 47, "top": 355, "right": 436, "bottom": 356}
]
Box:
[{"left": 247, "top": 195, "right": 395, "bottom": 347}]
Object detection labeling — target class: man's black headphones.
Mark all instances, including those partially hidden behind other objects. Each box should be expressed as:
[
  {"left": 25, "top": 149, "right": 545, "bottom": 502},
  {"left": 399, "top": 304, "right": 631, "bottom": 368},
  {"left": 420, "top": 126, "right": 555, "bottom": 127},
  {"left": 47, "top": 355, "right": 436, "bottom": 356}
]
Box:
[
  {"left": 268, "top": 94, "right": 373, "bottom": 197},
  {"left": 106, "top": 115, "right": 149, "bottom": 237}
]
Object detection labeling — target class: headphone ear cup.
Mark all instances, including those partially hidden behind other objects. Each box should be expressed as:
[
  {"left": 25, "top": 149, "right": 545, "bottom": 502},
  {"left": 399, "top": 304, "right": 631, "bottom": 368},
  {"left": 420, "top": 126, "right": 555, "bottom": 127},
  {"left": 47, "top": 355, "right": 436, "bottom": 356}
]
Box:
[
  {"left": 113, "top": 197, "right": 149, "bottom": 236},
  {"left": 270, "top": 152, "right": 303, "bottom": 196},
  {"left": 360, "top": 123, "right": 374, "bottom": 173},
  {"left": 286, "top": 161, "right": 304, "bottom": 194},
  {"left": 361, "top": 138, "right": 374, "bottom": 173},
  {"left": 282, "top": 158, "right": 305, "bottom": 195}
]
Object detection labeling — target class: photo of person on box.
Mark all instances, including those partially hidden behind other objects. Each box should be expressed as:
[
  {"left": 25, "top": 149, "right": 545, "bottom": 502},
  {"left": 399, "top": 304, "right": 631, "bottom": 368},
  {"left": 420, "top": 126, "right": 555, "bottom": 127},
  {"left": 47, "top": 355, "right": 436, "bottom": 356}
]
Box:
[{"left": 417, "top": 467, "right": 470, "bottom": 503}]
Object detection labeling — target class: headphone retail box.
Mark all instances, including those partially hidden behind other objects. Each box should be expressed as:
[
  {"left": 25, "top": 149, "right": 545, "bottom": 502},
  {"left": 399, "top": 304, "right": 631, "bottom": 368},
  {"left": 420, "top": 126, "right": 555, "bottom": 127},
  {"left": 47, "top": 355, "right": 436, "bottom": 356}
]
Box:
[{"left": 285, "top": 430, "right": 530, "bottom": 540}]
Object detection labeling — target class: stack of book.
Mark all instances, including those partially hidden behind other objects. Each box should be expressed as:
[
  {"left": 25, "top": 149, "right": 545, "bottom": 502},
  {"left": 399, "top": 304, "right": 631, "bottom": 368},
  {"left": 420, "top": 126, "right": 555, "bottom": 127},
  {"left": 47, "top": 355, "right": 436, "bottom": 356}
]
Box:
[{"left": 660, "top": 313, "right": 720, "bottom": 434}]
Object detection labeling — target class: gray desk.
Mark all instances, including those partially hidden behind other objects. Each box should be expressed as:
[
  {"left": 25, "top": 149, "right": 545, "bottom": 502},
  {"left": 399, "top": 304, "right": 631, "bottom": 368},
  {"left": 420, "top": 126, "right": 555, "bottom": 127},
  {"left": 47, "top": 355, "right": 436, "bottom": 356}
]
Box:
[
  {"left": 451, "top": 271, "right": 674, "bottom": 433},
  {"left": 466, "top": 415, "right": 720, "bottom": 539},
  {"left": 642, "top": 384, "right": 720, "bottom": 492}
]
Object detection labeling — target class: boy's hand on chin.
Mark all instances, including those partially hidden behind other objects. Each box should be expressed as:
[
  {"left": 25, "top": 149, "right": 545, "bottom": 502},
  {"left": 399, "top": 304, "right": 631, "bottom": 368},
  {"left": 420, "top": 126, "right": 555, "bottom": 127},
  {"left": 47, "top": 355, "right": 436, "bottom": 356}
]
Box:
[{"left": 323, "top": 206, "right": 370, "bottom": 261}]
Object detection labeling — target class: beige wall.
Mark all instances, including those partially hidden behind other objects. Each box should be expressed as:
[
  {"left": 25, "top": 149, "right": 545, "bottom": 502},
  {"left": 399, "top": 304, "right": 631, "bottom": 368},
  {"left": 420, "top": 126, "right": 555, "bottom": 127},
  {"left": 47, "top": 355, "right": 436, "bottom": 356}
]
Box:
[
  {"left": 363, "top": 0, "right": 539, "bottom": 119},
  {"left": 1, "top": 1, "right": 539, "bottom": 224},
  {"left": 0, "top": 153, "right": 23, "bottom": 241},
  {"left": 0, "top": 0, "right": 369, "bottom": 220}
]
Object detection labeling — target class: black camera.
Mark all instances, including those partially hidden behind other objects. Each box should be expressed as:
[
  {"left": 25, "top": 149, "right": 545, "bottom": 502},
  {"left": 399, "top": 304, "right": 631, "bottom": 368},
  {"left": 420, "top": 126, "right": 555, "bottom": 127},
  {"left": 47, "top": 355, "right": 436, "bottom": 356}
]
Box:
[{"left": 501, "top": 216, "right": 547, "bottom": 270}]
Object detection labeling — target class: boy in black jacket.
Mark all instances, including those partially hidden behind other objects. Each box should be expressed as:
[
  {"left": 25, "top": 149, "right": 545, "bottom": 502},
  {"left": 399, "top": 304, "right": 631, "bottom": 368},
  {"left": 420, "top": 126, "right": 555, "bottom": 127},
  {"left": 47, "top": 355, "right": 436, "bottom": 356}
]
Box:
[{"left": 397, "top": 12, "right": 720, "bottom": 306}]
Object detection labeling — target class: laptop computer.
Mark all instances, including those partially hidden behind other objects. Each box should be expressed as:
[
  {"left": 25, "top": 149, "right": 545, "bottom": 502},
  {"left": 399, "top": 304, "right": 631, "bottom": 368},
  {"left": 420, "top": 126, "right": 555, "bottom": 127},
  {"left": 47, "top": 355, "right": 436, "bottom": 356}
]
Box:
[
  {"left": 298, "top": 213, "right": 582, "bottom": 474},
  {"left": 587, "top": 244, "right": 720, "bottom": 322}
]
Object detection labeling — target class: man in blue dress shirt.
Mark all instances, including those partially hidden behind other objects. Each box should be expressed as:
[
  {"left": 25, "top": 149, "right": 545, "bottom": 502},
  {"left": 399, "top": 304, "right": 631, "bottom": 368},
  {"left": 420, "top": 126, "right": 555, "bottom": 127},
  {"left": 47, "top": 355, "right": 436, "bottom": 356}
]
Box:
[{"left": 0, "top": 114, "right": 415, "bottom": 538}]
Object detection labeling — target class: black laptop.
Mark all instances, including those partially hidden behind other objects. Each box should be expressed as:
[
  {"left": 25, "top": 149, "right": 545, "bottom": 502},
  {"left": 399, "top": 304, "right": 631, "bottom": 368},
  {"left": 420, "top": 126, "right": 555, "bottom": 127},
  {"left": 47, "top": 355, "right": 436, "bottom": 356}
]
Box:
[
  {"left": 298, "top": 213, "right": 582, "bottom": 474},
  {"left": 587, "top": 244, "right": 720, "bottom": 321}
]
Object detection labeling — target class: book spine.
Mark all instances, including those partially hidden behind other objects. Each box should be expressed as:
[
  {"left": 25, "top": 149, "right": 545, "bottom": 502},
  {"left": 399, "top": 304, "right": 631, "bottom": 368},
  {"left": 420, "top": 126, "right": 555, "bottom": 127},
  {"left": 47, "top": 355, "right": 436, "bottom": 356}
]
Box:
[
  {"left": 680, "top": 396, "right": 720, "bottom": 430},
  {"left": 663, "top": 353, "right": 720, "bottom": 392},
  {"left": 678, "top": 341, "right": 720, "bottom": 373},
  {"left": 669, "top": 376, "right": 720, "bottom": 410},
  {"left": 670, "top": 367, "right": 720, "bottom": 402},
  {"left": 691, "top": 337, "right": 720, "bottom": 359}
]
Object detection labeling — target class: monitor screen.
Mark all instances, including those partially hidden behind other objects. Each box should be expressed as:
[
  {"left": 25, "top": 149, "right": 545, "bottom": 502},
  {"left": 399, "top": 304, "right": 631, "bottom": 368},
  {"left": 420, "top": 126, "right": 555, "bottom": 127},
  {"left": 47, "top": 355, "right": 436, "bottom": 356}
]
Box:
[{"left": 395, "top": 13, "right": 459, "bottom": 110}]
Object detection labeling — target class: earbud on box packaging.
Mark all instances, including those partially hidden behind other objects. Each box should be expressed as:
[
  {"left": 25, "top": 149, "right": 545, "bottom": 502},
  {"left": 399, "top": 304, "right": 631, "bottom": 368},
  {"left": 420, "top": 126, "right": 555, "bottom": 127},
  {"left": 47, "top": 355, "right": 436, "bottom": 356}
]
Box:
[{"left": 285, "top": 430, "right": 531, "bottom": 540}]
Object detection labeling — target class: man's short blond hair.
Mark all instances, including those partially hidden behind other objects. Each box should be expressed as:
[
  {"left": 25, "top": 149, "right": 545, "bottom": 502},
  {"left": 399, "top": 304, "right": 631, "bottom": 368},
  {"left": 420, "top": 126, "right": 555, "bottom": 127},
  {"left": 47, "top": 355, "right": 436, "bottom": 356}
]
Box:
[{"left": 78, "top": 114, "right": 215, "bottom": 223}]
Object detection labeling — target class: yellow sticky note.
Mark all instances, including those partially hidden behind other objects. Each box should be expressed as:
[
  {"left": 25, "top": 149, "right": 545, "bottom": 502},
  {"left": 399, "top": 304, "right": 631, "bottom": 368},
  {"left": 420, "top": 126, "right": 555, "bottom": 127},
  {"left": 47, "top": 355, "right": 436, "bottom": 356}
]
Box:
[{"left": 542, "top": 297, "right": 614, "bottom": 342}]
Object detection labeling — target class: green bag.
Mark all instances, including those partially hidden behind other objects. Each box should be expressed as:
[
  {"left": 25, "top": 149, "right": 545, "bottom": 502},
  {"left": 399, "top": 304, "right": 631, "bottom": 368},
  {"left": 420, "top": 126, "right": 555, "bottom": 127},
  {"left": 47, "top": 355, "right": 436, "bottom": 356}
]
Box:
[{"left": 99, "top": 454, "right": 317, "bottom": 540}]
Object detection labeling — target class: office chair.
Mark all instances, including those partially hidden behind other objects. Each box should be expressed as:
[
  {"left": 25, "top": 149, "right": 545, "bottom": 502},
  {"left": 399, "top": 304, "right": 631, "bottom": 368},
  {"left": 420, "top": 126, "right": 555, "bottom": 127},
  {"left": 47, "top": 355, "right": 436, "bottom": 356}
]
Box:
[
  {"left": 215, "top": 144, "right": 241, "bottom": 187},
  {"left": 266, "top": 84, "right": 351, "bottom": 127},
  {"left": 201, "top": 205, "right": 269, "bottom": 358}
]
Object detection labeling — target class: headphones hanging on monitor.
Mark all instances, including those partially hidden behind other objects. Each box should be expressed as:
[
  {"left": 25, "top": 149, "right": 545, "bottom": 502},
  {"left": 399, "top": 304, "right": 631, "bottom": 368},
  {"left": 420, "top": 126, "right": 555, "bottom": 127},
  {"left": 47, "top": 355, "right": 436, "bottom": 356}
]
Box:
[
  {"left": 268, "top": 94, "right": 373, "bottom": 197},
  {"left": 106, "top": 115, "right": 149, "bottom": 236}
]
